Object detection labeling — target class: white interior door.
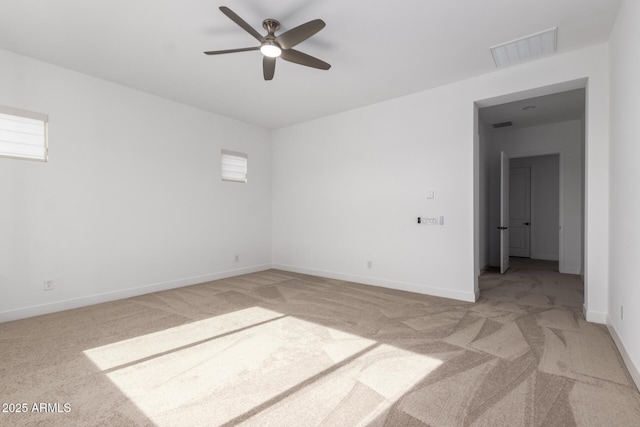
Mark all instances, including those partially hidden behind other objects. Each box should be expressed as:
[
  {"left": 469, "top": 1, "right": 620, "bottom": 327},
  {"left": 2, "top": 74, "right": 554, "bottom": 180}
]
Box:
[
  {"left": 500, "top": 152, "right": 510, "bottom": 274},
  {"left": 509, "top": 167, "right": 531, "bottom": 257}
]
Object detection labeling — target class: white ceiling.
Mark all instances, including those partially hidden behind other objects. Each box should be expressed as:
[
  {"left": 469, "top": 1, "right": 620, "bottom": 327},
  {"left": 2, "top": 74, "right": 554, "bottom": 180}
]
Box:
[{"left": 0, "top": 0, "right": 621, "bottom": 129}]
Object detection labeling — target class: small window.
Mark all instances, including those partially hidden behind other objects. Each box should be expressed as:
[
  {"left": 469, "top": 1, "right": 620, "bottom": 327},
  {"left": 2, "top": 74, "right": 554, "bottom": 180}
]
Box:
[
  {"left": 221, "top": 150, "right": 247, "bottom": 183},
  {"left": 0, "top": 105, "right": 48, "bottom": 161}
]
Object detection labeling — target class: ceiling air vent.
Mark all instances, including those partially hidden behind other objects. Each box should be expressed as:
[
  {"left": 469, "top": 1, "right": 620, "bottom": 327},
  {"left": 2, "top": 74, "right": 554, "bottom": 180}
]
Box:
[
  {"left": 492, "top": 121, "right": 513, "bottom": 129},
  {"left": 490, "top": 27, "right": 557, "bottom": 68}
]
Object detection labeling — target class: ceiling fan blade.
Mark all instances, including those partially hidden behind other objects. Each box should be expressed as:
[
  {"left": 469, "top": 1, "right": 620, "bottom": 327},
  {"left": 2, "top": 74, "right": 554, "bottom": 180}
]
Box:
[
  {"left": 275, "top": 19, "right": 326, "bottom": 49},
  {"left": 204, "top": 47, "right": 260, "bottom": 55},
  {"left": 263, "top": 56, "right": 276, "bottom": 80},
  {"left": 280, "top": 49, "right": 331, "bottom": 70},
  {"left": 219, "top": 6, "right": 263, "bottom": 42}
]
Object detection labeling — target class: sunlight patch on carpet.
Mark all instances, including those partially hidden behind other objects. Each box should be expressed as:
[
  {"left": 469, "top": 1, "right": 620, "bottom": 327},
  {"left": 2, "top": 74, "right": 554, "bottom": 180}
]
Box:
[
  {"left": 83, "top": 307, "right": 284, "bottom": 371},
  {"left": 83, "top": 306, "right": 443, "bottom": 426}
]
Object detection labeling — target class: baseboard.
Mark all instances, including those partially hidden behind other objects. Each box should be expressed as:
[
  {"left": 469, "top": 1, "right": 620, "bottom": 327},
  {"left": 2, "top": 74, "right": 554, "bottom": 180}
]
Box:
[
  {"left": 560, "top": 266, "right": 581, "bottom": 275},
  {"left": 0, "top": 264, "right": 272, "bottom": 324},
  {"left": 607, "top": 317, "right": 640, "bottom": 392},
  {"left": 478, "top": 264, "right": 489, "bottom": 276},
  {"left": 530, "top": 253, "right": 559, "bottom": 261},
  {"left": 584, "top": 305, "right": 607, "bottom": 324},
  {"left": 273, "top": 264, "right": 477, "bottom": 303}
]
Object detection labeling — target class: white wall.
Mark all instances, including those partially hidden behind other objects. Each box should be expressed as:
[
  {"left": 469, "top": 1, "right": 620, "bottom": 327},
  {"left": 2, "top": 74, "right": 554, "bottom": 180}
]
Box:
[
  {"left": 488, "top": 124, "right": 582, "bottom": 272},
  {"left": 272, "top": 92, "right": 475, "bottom": 301},
  {"left": 511, "top": 154, "right": 560, "bottom": 261},
  {"left": 608, "top": 0, "right": 640, "bottom": 388},
  {"left": 273, "top": 43, "right": 609, "bottom": 311},
  {"left": 478, "top": 121, "right": 491, "bottom": 271},
  {"left": 0, "top": 48, "right": 272, "bottom": 322}
]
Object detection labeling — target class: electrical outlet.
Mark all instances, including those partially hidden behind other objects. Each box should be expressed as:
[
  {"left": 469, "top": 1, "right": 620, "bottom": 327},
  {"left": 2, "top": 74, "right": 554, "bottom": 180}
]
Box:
[
  {"left": 234, "top": 255, "right": 239, "bottom": 263},
  {"left": 44, "top": 280, "right": 54, "bottom": 291},
  {"left": 621, "top": 305, "right": 624, "bottom": 320},
  {"left": 367, "top": 261, "right": 372, "bottom": 269}
]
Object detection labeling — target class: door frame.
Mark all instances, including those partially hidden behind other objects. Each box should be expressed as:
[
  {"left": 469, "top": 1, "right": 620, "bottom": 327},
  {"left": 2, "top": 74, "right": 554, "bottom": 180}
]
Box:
[
  {"left": 500, "top": 151, "right": 510, "bottom": 273},
  {"left": 473, "top": 78, "right": 602, "bottom": 323}
]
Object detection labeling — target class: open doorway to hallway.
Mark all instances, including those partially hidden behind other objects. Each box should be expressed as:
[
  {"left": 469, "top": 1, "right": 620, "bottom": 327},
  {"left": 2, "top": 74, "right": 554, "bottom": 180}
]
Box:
[{"left": 476, "top": 87, "right": 585, "bottom": 277}]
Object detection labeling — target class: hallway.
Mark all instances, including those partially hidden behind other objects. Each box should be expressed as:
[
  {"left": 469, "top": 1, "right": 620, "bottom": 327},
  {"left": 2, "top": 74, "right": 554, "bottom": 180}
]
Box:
[{"left": 480, "top": 257, "right": 580, "bottom": 309}]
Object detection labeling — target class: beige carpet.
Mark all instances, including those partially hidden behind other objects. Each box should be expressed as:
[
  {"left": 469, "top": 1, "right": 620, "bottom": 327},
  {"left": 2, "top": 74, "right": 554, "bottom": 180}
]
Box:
[{"left": 1, "top": 265, "right": 639, "bottom": 426}]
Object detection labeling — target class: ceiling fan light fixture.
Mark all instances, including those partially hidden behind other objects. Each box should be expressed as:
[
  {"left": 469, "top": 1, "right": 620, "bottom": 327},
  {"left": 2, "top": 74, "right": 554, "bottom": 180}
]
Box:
[
  {"left": 260, "top": 42, "right": 281, "bottom": 58},
  {"left": 206, "top": 7, "right": 330, "bottom": 80}
]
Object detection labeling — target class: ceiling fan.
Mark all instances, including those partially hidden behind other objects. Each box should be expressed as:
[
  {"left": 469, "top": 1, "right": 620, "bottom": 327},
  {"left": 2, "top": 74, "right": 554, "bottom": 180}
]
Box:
[{"left": 204, "top": 6, "right": 331, "bottom": 80}]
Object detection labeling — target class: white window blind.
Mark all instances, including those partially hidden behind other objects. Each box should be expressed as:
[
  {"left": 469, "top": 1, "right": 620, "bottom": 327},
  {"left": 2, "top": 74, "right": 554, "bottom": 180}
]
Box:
[
  {"left": 0, "top": 105, "right": 48, "bottom": 161},
  {"left": 221, "top": 150, "right": 247, "bottom": 183}
]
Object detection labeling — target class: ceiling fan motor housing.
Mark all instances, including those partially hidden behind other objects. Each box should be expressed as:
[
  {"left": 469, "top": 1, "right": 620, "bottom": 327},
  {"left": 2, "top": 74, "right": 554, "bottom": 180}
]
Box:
[{"left": 262, "top": 19, "right": 280, "bottom": 35}]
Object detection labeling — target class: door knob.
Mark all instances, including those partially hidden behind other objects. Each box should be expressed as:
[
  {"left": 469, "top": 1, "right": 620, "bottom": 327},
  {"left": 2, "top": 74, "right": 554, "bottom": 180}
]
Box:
[
  {"left": 497, "top": 226, "right": 508, "bottom": 230},
  {"left": 524, "top": 222, "right": 530, "bottom": 226}
]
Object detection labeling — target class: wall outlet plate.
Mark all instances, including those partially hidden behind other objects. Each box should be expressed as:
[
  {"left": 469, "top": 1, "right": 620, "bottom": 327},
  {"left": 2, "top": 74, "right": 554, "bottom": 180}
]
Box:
[{"left": 44, "top": 280, "right": 54, "bottom": 291}]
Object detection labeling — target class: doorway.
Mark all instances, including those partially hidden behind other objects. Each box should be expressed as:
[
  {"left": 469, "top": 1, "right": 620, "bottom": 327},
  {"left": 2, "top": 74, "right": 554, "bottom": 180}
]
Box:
[
  {"left": 475, "top": 87, "right": 585, "bottom": 277},
  {"left": 509, "top": 154, "right": 560, "bottom": 268}
]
